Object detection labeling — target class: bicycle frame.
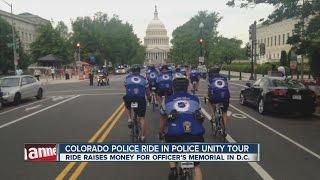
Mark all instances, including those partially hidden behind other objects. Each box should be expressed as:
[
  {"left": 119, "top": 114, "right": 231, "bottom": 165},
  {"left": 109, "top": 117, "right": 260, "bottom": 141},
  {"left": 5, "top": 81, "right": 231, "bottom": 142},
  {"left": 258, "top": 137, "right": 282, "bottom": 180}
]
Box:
[{"left": 211, "top": 103, "right": 226, "bottom": 142}]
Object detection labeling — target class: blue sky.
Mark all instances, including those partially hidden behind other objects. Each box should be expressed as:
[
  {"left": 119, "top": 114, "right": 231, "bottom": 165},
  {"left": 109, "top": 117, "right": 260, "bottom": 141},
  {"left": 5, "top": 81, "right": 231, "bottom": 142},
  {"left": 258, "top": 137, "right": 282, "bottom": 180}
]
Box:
[{"left": 1, "top": 0, "right": 275, "bottom": 45}]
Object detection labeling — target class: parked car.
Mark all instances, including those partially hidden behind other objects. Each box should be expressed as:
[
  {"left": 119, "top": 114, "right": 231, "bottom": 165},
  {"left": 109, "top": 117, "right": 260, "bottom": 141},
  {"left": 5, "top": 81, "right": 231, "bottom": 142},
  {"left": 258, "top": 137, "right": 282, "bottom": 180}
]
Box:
[
  {"left": 240, "top": 77, "right": 317, "bottom": 115},
  {"left": 0, "top": 75, "right": 44, "bottom": 105}
]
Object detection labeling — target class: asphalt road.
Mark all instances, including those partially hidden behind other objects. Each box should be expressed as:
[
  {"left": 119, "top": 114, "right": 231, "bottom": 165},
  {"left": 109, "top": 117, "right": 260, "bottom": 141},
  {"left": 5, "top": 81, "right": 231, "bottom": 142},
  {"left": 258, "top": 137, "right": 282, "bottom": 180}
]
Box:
[{"left": 0, "top": 74, "right": 319, "bottom": 180}]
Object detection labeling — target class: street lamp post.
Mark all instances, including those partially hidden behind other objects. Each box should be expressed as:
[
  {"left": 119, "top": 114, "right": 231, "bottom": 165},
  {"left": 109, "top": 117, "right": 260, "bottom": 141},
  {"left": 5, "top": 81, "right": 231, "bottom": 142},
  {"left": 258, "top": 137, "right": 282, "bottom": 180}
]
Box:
[
  {"left": 1, "top": 0, "right": 18, "bottom": 72},
  {"left": 76, "top": 43, "right": 81, "bottom": 77},
  {"left": 199, "top": 22, "right": 204, "bottom": 65}
]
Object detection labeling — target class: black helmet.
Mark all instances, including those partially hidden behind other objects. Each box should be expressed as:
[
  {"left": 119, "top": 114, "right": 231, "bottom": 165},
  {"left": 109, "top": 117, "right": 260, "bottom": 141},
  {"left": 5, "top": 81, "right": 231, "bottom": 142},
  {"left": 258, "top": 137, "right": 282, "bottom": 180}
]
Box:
[
  {"left": 175, "top": 67, "right": 181, "bottom": 72},
  {"left": 161, "top": 65, "right": 169, "bottom": 71},
  {"left": 131, "top": 66, "right": 141, "bottom": 74},
  {"left": 172, "top": 74, "right": 189, "bottom": 93},
  {"left": 209, "top": 66, "right": 220, "bottom": 78}
]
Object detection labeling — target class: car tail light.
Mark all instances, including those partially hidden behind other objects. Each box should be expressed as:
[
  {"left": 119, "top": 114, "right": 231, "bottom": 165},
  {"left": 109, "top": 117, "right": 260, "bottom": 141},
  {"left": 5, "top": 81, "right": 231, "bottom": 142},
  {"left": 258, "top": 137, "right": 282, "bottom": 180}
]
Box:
[{"left": 271, "top": 89, "right": 288, "bottom": 97}]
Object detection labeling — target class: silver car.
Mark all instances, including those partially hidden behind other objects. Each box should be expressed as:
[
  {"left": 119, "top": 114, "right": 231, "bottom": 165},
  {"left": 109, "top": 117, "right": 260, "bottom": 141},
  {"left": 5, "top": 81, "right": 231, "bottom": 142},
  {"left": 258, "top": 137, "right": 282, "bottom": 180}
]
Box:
[{"left": 0, "top": 75, "right": 44, "bottom": 105}]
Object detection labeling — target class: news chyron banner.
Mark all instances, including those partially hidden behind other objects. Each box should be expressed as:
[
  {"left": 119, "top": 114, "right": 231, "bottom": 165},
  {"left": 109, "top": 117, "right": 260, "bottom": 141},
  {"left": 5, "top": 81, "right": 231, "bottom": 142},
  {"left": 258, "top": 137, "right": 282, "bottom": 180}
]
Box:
[{"left": 24, "top": 143, "right": 260, "bottom": 162}]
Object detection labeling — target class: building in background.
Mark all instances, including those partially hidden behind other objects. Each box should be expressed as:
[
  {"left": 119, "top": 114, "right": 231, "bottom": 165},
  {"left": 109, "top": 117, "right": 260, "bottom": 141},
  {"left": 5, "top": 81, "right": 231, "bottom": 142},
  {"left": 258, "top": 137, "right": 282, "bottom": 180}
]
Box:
[
  {"left": 144, "top": 6, "right": 170, "bottom": 65},
  {"left": 0, "top": 10, "right": 49, "bottom": 52},
  {"left": 256, "top": 18, "right": 298, "bottom": 64}
]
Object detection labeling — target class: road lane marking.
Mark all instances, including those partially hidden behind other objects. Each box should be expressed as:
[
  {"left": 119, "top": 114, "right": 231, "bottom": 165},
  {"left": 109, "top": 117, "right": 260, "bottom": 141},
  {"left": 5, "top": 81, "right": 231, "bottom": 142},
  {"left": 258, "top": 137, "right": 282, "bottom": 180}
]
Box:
[
  {"left": 47, "top": 88, "right": 124, "bottom": 93},
  {"left": 201, "top": 108, "right": 274, "bottom": 180},
  {"left": 229, "top": 82, "right": 247, "bottom": 88},
  {"left": 0, "top": 98, "right": 50, "bottom": 116},
  {"left": 55, "top": 103, "right": 125, "bottom": 180},
  {"left": 231, "top": 113, "right": 247, "bottom": 119},
  {"left": 24, "top": 104, "right": 42, "bottom": 111},
  {"left": 69, "top": 108, "right": 125, "bottom": 180},
  {"left": 0, "top": 95, "right": 80, "bottom": 129},
  {"left": 229, "top": 104, "right": 320, "bottom": 160}
]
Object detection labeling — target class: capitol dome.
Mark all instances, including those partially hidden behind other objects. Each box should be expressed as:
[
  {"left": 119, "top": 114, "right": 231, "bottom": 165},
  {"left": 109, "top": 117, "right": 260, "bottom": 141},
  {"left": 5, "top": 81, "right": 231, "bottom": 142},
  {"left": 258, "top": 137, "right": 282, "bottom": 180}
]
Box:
[{"left": 144, "top": 6, "right": 170, "bottom": 65}]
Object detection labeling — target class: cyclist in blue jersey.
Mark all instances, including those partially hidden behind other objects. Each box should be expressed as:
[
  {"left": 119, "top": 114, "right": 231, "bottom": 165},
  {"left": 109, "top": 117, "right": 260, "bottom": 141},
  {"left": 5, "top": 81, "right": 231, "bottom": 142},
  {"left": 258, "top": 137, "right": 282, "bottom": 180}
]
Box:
[
  {"left": 157, "top": 65, "right": 173, "bottom": 139},
  {"left": 123, "top": 66, "right": 151, "bottom": 142},
  {"left": 161, "top": 74, "right": 205, "bottom": 180},
  {"left": 189, "top": 65, "right": 201, "bottom": 92},
  {"left": 146, "top": 65, "right": 158, "bottom": 90},
  {"left": 207, "top": 66, "right": 230, "bottom": 137}
]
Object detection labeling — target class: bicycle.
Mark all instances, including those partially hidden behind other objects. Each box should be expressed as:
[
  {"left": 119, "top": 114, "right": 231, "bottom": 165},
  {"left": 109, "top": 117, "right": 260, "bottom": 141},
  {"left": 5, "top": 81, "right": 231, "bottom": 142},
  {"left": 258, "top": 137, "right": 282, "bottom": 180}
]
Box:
[
  {"left": 151, "top": 87, "right": 157, "bottom": 112},
  {"left": 169, "top": 162, "right": 194, "bottom": 180},
  {"left": 130, "top": 102, "right": 140, "bottom": 143},
  {"left": 211, "top": 103, "right": 226, "bottom": 142},
  {"left": 191, "top": 81, "right": 197, "bottom": 95}
]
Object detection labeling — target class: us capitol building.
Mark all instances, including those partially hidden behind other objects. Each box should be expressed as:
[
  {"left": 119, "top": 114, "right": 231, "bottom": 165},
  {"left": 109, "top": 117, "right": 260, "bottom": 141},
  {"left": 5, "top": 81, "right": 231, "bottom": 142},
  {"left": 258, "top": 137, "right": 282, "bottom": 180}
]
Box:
[{"left": 144, "top": 6, "right": 170, "bottom": 65}]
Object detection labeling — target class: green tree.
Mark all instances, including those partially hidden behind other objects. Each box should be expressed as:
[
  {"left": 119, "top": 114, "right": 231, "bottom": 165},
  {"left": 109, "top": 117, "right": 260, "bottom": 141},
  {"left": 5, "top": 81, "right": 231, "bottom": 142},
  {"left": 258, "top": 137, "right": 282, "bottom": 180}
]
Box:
[
  {"left": 170, "top": 11, "right": 221, "bottom": 65},
  {"left": 0, "top": 17, "right": 29, "bottom": 73},
  {"left": 30, "top": 22, "right": 72, "bottom": 65},
  {"left": 280, "top": 50, "right": 288, "bottom": 66},
  {"left": 306, "top": 15, "right": 320, "bottom": 79},
  {"left": 70, "top": 12, "right": 145, "bottom": 65}
]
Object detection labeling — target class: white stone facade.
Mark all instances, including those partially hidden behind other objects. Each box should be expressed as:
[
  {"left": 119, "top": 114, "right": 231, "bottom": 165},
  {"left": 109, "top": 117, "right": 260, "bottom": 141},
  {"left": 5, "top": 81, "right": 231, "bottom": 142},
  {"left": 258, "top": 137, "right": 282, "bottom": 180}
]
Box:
[
  {"left": 256, "top": 18, "right": 299, "bottom": 64},
  {"left": 144, "top": 6, "right": 170, "bottom": 65},
  {"left": 0, "top": 10, "right": 49, "bottom": 51}
]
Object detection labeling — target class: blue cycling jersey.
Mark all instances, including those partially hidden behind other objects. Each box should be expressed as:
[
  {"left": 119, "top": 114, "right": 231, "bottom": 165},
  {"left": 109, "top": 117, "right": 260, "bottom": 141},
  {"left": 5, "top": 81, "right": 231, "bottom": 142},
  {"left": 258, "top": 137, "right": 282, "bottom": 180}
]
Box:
[
  {"left": 156, "top": 73, "right": 173, "bottom": 90},
  {"left": 190, "top": 69, "right": 201, "bottom": 79},
  {"left": 146, "top": 69, "right": 158, "bottom": 87},
  {"left": 164, "top": 92, "right": 205, "bottom": 136},
  {"left": 124, "top": 74, "right": 149, "bottom": 98},
  {"left": 208, "top": 75, "right": 230, "bottom": 103}
]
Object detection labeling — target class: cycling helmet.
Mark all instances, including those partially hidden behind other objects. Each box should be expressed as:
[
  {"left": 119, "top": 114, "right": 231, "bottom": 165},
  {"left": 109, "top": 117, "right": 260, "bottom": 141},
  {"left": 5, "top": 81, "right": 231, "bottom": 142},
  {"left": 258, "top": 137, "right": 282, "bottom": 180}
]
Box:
[
  {"left": 175, "top": 67, "right": 181, "bottom": 73},
  {"left": 209, "top": 66, "right": 220, "bottom": 77},
  {"left": 172, "top": 74, "right": 189, "bottom": 93},
  {"left": 131, "top": 66, "right": 141, "bottom": 74},
  {"left": 161, "top": 65, "right": 169, "bottom": 71}
]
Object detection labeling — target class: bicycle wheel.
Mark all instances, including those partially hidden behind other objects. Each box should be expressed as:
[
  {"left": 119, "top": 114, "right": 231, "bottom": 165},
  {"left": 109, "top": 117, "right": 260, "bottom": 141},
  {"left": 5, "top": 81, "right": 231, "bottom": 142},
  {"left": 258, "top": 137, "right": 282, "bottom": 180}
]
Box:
[{"left": 152, "top": 95, "right": 155, "bottom": 112}]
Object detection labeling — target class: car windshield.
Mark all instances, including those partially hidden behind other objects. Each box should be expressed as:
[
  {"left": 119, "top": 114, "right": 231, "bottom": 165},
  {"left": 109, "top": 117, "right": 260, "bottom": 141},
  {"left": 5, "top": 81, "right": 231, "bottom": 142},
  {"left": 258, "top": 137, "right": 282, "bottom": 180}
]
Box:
[
  {"left": 272, "top": 79, "right": 305, "bottom": 88},
  {"left": 0, "top": 78, "right": 20, "bottom": 87}
]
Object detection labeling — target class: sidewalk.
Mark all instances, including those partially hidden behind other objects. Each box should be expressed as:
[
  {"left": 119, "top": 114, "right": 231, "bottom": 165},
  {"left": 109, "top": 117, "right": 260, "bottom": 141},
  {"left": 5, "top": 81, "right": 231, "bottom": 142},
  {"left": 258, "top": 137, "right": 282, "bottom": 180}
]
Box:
[{"left": 39, "top": 77, "right": 86, "bottom": 85}]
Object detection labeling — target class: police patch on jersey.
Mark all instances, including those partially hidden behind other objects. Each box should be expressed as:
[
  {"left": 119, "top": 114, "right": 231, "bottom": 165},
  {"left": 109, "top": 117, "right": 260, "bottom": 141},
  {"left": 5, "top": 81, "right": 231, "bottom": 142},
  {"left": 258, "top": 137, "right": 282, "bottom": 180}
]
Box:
[
  {"left": 173, "top": 100, "right": 190, "bottom": 112},
  {"left": 150, "top": 72, "right": 156, "bottom": 78},
  {"left": 162, "top": 74, "right": 170, "bottom": 80},
  {"left": 183, "top": 121, "right": 192, "bottom": 133},
  {"left": 215, "top": 79, "right": 226, "bottom": 88},
  {"left": 131, "top": 76, "right": 141, "bottom": 83}
]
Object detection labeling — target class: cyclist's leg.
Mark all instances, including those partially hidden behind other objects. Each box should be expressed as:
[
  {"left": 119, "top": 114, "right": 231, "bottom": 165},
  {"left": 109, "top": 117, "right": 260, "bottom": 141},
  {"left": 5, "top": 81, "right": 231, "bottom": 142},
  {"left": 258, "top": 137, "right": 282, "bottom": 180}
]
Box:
[
  {"left": 221, "top": 100, "right": 230, "bottom": 132},
  {"left": 208, "top": 99, "right": 216, "bottom": 121},
  {"left": 137, "top": 97, "right": 147, "bottom": 141},
  {"left": 195, "top": 79, "right": 200, "bottom": 91},
  {"left": 123, "top": 95, "right": 132, "bottom": 126},
  {"left": 193, "top": 164, "right": 203, "bottom": 180},
  {"left": 165, "top": 136, "right": 178, "bottom": 179}
]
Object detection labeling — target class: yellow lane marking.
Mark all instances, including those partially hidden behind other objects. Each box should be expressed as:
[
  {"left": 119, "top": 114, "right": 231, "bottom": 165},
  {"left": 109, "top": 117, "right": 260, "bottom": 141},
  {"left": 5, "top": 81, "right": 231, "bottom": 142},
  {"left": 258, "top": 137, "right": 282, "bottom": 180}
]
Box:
[
  {"left": 55, "top": 103, "right": 124, "bottom": 180},
  {"left": 69, "top": 108, "right": 125, "bottom": 180}
]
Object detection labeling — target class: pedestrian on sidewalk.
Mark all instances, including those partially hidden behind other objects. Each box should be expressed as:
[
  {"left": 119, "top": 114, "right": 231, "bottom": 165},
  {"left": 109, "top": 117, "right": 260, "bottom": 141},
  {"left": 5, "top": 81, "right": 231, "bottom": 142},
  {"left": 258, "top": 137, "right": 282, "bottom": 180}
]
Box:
[
  {"left": 89, "top": 67, "right": 94, "bottom": 86},
  {"left": 34, "top": 69, "right": 41, "bottom": 81},
  {"left": 51, "top": 67, "right": 55, "bottom": 80}
]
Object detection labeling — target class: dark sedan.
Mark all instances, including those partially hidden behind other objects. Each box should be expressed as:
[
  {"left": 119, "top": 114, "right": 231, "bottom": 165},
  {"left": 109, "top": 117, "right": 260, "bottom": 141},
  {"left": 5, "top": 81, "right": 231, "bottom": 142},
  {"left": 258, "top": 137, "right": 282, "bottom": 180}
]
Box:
[
  {"left": 0, "top": 87, "right": 3, "bottom": 110},
  {"left": 240, "top": 77, "right": 317, "bottom": 115}
]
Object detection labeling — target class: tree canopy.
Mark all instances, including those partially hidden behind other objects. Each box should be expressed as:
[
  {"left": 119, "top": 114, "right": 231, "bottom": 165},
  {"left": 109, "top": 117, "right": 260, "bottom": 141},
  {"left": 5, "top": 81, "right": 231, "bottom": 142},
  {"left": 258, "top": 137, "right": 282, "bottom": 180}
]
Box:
[
  {"left": 169, "top": 11, "right": 245, "bottom": 66},
  {"left": 70, "top": 12, "right": 145, "bottom": 65}
]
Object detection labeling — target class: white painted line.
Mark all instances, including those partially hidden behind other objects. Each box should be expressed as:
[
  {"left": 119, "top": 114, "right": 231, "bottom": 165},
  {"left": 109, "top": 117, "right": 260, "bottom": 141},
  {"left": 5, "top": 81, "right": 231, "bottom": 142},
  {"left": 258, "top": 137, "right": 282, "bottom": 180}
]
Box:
[
  {"left": 229, "top": 104, "right": 320, "bottom": 160},
  {"left": 47, "top": 88, "right": 124, "bottom": 93},
  {"left": 230, "top": 82, "right": 247, "bottom": 88},
  {"left": 201, "top": 107, "right": 274, "bottom": 180},
  {"left": 0, "top": 95, "right": 80, "bottom": 129},
  {"left": 25, "top": 104, "right": 42, "bottom": 111},
  {"left": 0, "top": 98, "right": 50, "bottom": 116}
]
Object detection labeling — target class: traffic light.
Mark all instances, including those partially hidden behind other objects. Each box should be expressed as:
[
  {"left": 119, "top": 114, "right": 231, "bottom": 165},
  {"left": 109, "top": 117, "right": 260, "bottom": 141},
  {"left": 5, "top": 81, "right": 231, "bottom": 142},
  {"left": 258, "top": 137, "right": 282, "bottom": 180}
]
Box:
[
  {"left": 246, "top": 44, "right": 251, "bottom": 57},
  {"left": 249, "top": 25, "right": 253, "bottom": 40},
  {"left": 198, "top": 38, "right": 203, "bottom": 45},
  {"left": 259, "top": 43, "right": 265, "bottom": 55}
]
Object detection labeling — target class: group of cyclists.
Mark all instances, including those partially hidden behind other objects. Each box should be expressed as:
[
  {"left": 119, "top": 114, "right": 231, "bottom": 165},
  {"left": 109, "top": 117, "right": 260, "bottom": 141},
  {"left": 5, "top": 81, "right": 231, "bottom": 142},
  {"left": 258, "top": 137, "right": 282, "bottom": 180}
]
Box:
[{"left": 122, "top": 64, "right": 230, "bottom": 180}]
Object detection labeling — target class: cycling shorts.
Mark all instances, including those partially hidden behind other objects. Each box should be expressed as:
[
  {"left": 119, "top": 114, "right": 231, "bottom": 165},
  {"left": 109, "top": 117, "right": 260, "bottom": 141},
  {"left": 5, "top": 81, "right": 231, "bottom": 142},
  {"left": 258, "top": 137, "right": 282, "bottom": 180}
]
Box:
[
  {"left": 190, "top": 77, "right": 199, "bottom": 83},
  {"left": 157, "top": 88, "right": 172, "bottom": 97},
  {"left": 123, "top": 95, "right": 146, "bottom": 117},
  {"left": 208, "top": 99, "right": 229, "bottom": 113}
]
